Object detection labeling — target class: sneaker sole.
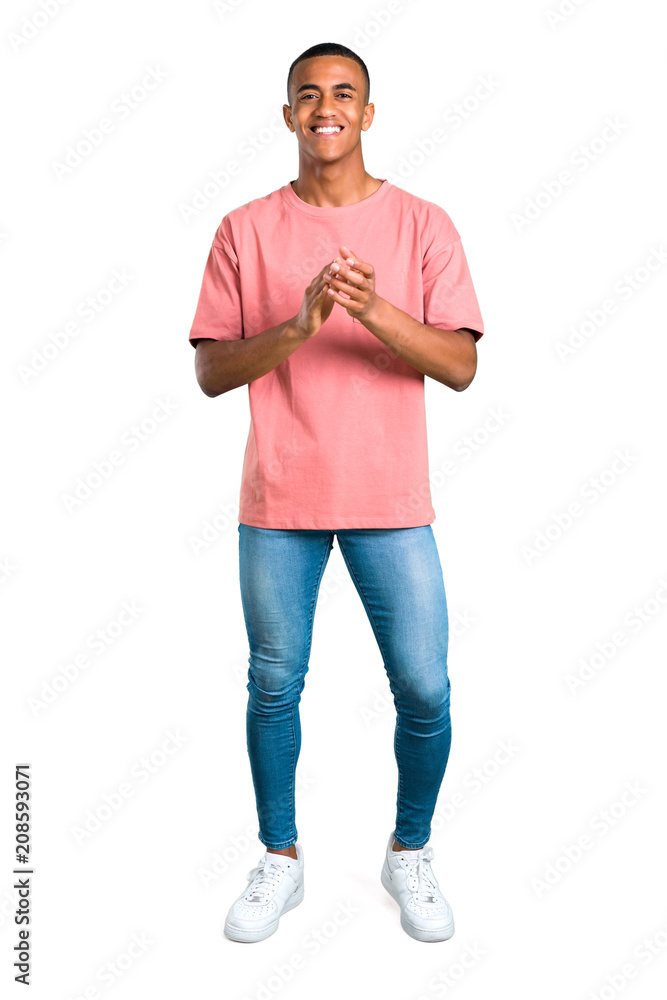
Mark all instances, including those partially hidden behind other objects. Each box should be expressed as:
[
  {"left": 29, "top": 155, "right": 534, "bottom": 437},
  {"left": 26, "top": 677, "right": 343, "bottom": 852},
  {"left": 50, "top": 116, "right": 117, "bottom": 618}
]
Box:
[
  {"left": 381, "top": 865, "right": 455, "bottom": 943},
  {"left": 223, "top": 881, "right": 304, "bottom": 943}
]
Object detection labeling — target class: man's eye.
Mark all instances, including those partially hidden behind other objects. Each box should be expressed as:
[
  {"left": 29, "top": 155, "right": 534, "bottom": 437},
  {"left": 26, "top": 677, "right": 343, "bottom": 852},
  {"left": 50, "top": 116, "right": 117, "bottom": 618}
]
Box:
[{"left": 301, "top": 93, "right": 352, "bottom": 99}]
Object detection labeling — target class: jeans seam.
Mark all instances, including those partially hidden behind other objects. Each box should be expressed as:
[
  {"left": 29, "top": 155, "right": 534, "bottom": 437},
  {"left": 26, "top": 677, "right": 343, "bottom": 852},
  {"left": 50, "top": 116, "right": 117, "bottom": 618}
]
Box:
[{"left": 287, "top": 702, "right": 296, "bottom": 845}]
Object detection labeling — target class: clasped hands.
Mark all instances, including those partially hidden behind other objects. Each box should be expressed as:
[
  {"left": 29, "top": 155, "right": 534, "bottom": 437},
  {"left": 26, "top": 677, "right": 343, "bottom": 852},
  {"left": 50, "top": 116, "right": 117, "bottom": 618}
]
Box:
[{"left": 323, "top": 244, "right": 378, "bottom": 322}]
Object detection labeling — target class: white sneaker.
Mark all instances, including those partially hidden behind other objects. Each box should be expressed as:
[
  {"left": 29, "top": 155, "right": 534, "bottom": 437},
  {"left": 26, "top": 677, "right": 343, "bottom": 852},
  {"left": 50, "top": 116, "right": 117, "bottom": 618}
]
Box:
[
  {"left": 223, "top": 843, "right": 304, "bottom": 943},
  {"left": 381, "top": 832, "right": 455, "bottom": 942}
]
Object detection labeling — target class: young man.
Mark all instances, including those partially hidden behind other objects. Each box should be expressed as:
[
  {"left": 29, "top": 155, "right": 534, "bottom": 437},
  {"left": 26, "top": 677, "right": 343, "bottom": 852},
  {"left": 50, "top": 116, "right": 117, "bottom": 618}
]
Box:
[{"left": 188, "top": 42, "right": 484, "bottom": 944}]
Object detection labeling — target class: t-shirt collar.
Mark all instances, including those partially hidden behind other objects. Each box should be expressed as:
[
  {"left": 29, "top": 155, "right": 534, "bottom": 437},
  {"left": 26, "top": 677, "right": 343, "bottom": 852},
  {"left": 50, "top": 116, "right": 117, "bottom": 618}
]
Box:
[{"left": 281, "top": 178, "right": 391, "bottom": 217}]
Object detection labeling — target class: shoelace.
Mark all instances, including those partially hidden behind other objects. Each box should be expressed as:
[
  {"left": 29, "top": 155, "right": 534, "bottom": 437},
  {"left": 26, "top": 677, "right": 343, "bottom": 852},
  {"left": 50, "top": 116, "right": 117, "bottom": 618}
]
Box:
[
  {"left": 244, "top": 857, "right": 290, "bottom": 903},
  {"left": 400, "top": 846, "right": 440, "bottom": 903}
]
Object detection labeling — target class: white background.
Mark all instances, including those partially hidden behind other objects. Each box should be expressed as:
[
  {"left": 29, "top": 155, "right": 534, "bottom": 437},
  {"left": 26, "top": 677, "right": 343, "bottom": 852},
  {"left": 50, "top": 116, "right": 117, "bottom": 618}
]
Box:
[{"left": 2, "top": 0, "right": 666, "bottom": 997}]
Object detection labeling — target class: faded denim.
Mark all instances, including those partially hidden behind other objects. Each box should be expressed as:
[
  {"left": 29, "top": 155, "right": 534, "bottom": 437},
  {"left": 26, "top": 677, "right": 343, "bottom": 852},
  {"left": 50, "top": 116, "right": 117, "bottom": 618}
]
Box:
[{"left": 238, "top": 523, "right": 452, "bottom": 851}]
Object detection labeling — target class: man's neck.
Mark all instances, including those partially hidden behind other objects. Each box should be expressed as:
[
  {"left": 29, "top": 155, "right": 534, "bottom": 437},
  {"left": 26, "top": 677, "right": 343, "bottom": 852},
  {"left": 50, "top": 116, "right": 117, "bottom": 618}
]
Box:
[{"left": 291, "top": 170, "right": 382, "bottom": 208}]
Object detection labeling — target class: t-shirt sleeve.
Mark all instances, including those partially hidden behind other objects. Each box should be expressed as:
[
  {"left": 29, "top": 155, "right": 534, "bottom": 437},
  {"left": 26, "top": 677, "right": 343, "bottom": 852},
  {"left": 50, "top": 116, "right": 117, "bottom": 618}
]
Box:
[
  {"left": 422, "top": 218, "right": 484, "bottom": 342},
  {"left": 188, "top": 218, "right": 243, "bottom": 348}
]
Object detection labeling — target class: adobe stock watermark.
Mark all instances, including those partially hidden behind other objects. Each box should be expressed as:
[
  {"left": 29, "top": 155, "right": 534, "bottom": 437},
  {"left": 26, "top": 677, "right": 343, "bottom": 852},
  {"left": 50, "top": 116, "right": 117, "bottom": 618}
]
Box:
[
  {"left": 349, "top": 317, "right": 481, "bottom": 398},
  {"left": 555, "top": 245, "right": 667, "bottom": 361},
  {"left": 360, "top": 608, "right": 479, "bottom": 727},
  {"left": 248, "top": 435, "right": 312, "bottom": 515},
  {"left": 198, "top": 769, "right": 316, "bottom": 889},
  {"left": 545, "top": 0, "right": 593, "bottom": 29},
  {"left": 394, "top": 405, "right": 511, "bottom": 520},
  {"left": 52, "top": 66, "right": 168, "bottom": 179},
  {"left": 344, "top": 263, "right": 487, "bottom": 399},
  {"left": 244, "top": 237, "right": 338, "bottom": 333},
  {"left": 243, "top": 239, "right": 360, "bottom": 336},
  {"left": 565, "top": 576, "right": 667, "bottom": 694},
  {"left": 521, "top": 447, "right": 638, "bottom": 566},
  {"left": 27, "top": 600, "right": 144, "bottom": 717},
  {"left": 60, "top": 396, "right": 179, "bottom": 513},
  {"left": 212, "top": 0, "right": 249, "bottom": 16},
  {"left": 18, "top": 268, "right": 134, "bottom": 385},
  {"left": 63, "top": 932, "right": 153, "bottom": 999},
  {"left": 386, "top": 75, "right": 501, "bottom": 184},
  {"left": 584, "top": 912, "right": 667, "bottom": 1000},
  {"left": 230, "top": 656, "right": 252, "bottom": 689},
  {"left": 441, "top": 405, "right": 510, "bottom": 464},
  {"left": 511, "top": 117, "right": 628, "bottom": 233},
  {"left": 70, "top": 730, "right": 190, "bottom": 846},
  {"left": 240, "top": 899, "right": 359, "bottom": 1000},
  {"left": 229, "top": 238, "right": 350, "bottom": 335},
  {"left": 415, "top": 942, "right": 486, "bottom": 999},
  {"left": 431, "top": 740, "right": 521, "bottom": 832},
  {"left": 0, "top": 557, "right": 17, "bottom": 587},
  {"left": 0, "top": 885, "right": 22, "bottom": 930},
  {"left": 346, "top": 0, "right": 423, "bottom": 51},
  {"left": 348, "top": 343, "right": 403, "bottom": 398},
  {"left": 179, "top": 106, "right": 288, "bottom": 223},
  {"left": 315, "top": 562, "right": 350, "bottom": 610},
  {"left": 7, "top": 0, "right": 72, "bottom": 53},
  {"left": 188, "top": 497, "right": 239, "bottom": 555},
  {"left": 530, "top": 780, "right": 648, "bottom": 897}
]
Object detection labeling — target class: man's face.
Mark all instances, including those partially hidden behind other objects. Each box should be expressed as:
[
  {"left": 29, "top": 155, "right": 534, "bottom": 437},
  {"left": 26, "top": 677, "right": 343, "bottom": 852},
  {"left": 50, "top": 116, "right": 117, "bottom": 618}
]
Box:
[{"left": 284, "top": 56, "right": 373, "bottom": 161}]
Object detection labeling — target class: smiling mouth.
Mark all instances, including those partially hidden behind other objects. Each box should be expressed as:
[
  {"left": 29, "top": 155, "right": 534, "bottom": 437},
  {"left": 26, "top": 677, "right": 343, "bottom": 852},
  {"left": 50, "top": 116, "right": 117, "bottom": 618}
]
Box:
[{"left": 310, "top": 125, "right": 344, "bottom": 136}]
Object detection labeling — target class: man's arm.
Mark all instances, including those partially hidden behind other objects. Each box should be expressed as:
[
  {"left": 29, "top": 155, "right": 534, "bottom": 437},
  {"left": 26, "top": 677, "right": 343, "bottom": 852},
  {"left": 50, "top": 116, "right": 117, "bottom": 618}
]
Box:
[
  {"left": 359, "top": 295, "right": 479, "bottom": 391},
  {"left": 194, "top": 319, "right": 307, "bottom": 397}
]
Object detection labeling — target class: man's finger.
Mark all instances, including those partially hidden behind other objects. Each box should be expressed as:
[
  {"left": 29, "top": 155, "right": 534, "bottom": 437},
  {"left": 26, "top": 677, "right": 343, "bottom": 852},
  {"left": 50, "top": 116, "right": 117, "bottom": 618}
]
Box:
[
  {"left": 339, "top": 246, "right": 373, "bottom": 276},
  {"left": 335, "top": 266, "right": 364, "bottom": 285}
]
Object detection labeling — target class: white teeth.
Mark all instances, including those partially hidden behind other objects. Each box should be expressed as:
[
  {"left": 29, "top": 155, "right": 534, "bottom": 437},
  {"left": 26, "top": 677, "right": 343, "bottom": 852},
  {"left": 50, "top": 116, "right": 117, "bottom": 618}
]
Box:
[{"left": 313, "top": 126, "right": 341, "bottom": 133}]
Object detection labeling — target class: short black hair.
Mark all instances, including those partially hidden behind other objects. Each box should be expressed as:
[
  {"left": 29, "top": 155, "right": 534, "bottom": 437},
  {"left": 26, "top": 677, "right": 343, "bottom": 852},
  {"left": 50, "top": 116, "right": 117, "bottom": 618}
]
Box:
[{"left": 287, "top": 43, "right": 370, "bottom": 108}]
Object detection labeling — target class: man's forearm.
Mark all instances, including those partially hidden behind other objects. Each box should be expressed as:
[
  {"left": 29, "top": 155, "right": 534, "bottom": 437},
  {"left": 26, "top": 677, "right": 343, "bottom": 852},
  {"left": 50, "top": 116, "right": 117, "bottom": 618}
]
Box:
[
  {"left": 195, "top": 318, "right": 306, "bottom": 397},
  {"left": 359, "top": 295, "right": 477, "bottom": 391}
]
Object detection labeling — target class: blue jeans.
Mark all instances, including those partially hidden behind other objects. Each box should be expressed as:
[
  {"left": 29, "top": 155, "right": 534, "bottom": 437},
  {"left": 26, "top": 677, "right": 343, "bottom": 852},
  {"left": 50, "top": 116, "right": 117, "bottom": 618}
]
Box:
[{"left": 238, "top": 523, "right": 452, "bottom": 851}]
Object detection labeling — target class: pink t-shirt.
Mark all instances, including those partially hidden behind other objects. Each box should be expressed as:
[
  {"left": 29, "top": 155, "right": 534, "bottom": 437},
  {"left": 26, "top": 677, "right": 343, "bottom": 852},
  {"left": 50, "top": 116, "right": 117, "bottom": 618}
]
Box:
[{"left": 189, "top": 178, "right": 484, "bottom": 529}]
